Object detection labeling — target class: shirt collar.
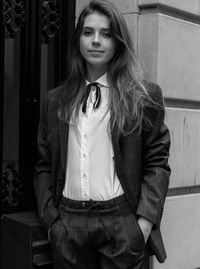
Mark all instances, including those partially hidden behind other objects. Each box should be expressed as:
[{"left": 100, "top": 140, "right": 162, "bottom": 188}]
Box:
[{"left": 86, "top": 73, "right": 108, "bottom": 88}]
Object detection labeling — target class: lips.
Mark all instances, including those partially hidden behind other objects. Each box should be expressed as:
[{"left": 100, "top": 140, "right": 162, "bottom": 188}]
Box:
[{"left": 88, "top": 50, "right": 104, "bottom": 53}]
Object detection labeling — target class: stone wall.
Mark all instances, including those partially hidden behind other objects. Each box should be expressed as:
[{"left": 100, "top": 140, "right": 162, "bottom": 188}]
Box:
[{"left": 138, "top": 1, "right": 200, "bottom": 268}]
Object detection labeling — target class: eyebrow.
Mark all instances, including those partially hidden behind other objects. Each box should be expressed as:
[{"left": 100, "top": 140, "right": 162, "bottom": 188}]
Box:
[{"left": 82, "top": 26, "right": 110, "bottom": 31}]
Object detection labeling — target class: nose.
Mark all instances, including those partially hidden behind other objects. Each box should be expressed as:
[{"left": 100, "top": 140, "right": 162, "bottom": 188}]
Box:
[{"left": 92, "top": 33, "right": 101, "bottom": 46}]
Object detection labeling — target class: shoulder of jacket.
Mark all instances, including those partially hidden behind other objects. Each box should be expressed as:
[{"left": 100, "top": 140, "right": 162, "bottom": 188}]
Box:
[
  {"left": 143, "top": 80, "right": 163, "bottom": 101},
  {"left": 143, "top": 80, "right": 161, "bottom": 92},
  {"left": 47, "top": 85, "right": 63, "bottom": 100}
]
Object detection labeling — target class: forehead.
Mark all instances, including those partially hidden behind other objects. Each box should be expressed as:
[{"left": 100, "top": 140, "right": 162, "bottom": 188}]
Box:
[{"left": 83, "top": 12, "right": 110, "bottom": 29}]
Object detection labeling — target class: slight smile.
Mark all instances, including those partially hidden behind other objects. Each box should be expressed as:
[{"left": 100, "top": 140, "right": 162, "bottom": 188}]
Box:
[{"left": 88, "top": 50, "right": 104, "bottom": 53}]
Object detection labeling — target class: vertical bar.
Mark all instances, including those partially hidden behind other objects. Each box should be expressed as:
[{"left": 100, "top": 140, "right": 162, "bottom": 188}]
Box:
[
  {"left": 0, "top": 0, "right": 5, "bottom": 217},
  {"left": 54, "top": 0, "right": 75, "bottom": 85},
  {"left": 19, "top": 0, "right": 41, "bottom": 211}
]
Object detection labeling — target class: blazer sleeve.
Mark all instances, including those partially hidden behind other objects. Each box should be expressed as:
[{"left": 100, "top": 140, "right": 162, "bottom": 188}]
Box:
[
  {"left": 136, "top": 83, "right": 171, "bottom": 227},
  {"left": 33, "top": 93, "right": 59, "bottom": 231}
]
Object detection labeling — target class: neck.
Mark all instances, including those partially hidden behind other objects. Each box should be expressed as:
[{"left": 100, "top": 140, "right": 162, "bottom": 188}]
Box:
[{"left": 86, "top": 64, "right": 107, "bottom": 82}]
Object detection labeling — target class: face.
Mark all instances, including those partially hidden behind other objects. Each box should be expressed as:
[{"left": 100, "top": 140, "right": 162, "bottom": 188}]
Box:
[{"left": 79, "top": 12, "right": 116, "bottom": 74}]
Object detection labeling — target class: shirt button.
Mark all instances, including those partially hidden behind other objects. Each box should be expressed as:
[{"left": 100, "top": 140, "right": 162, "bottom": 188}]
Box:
[
  {"left": 83, "top": 173, "right": 87, "bottom": 178},
  {"left": 83, "top": 153, "right": 86, "bottom": 158}
]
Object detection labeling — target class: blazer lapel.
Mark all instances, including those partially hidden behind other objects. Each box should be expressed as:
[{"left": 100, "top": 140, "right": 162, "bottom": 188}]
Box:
[
  {"left": 111, "top": 121, "right": 139, "bottom": 212},
  {"left": 111, "top": 126, "right": 127, "bottom": 186},
  {"left": 58, "top": 118, "right": 69, "bottom": 173},
  {"left": 110, "top": 114, "right": 124, "bottom": 177}
]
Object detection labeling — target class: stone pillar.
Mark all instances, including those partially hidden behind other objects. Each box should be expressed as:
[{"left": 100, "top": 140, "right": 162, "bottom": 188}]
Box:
[{"left": 138, "top": 1, "right": 200, "bottom": 268}]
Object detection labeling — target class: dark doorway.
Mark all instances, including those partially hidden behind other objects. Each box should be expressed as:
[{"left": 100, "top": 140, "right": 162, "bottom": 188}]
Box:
[{"left": 1, "top": 0, "right": 75, "bottom": 216}]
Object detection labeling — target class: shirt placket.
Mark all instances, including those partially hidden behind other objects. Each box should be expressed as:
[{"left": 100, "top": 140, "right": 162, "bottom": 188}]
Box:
[{"left": 80, "top": 91, "right": 94, "bottom": 199}]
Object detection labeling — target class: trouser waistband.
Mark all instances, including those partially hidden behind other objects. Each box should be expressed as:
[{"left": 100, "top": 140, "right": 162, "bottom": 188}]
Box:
[{"left": 60, "top": 194, "right": 127, "bottom": 210}]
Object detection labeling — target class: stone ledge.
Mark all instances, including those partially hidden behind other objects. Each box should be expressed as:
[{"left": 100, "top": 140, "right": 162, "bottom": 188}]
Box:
[{"left": 138, "top": 0, "right": 200, "bottom": 17}]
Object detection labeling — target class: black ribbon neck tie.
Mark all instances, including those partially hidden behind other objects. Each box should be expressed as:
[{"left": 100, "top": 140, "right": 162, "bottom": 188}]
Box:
[{"left": 82, "top": 82, "right": 101, "bottom": 113}]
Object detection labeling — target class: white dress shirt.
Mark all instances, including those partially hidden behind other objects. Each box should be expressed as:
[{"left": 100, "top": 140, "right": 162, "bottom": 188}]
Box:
[{"left": 63, "top": 73, "right": 124, "bottom": 201}]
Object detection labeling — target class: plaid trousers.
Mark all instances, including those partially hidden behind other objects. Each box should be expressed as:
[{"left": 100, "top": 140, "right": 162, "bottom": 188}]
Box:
[{"left": 49, "top": 195, "right": 149, "bottom": 269}]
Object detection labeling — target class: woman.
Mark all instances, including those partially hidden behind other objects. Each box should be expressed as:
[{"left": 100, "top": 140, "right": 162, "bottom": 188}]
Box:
[{"left": 34, "top": 0, "right": 171, "bottom": 268}]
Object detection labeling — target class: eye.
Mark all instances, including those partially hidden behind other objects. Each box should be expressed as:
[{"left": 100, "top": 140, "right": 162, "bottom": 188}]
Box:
[
  {"left": 101, "top": 31, "right": 112, "bottom": 38},
  {"left": 82, "top": 29, "right": 93, "bottom": 36}
]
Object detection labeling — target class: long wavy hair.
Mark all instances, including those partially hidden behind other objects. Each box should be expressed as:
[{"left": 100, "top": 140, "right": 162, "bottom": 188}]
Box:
[{"left": 59, "top": 0, "right": 159, "bottom": 135}]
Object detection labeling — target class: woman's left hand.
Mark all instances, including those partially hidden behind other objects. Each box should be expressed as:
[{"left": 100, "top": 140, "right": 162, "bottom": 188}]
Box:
[{"left": 137, "top": 217, "right": 153, "bottom": 243}]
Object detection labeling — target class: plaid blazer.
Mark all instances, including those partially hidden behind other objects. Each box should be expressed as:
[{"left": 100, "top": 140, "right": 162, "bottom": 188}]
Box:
[{"left": 34, "top": 81, "right": 171, "bottom": 263}]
